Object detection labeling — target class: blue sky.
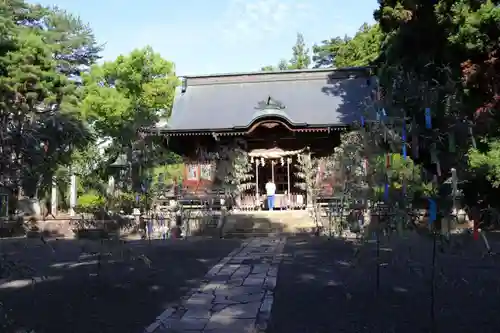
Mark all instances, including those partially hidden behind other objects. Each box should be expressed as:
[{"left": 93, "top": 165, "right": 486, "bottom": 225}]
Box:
[{"left": 31, "top": 0, "right": 377, "bottom": 75}]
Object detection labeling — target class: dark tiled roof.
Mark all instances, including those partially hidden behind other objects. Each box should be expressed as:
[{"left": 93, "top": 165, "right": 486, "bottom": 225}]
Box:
[{"left": 164, "top": 67, "right": 374, "bottom": 132}]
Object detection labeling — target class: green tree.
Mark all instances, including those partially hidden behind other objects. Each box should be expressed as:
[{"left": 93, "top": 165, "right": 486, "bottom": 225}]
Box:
[
  {"left": 312, "top": 23, "right": 382, "bottom": 68},
  {"left": 374, "top": 0, "right": 500, "bottom": 206},
  {"left": 81, "top": 47, "right": 178, "bottom": 193},
  {"left": 289, "top": 33, "right": 311, "bottom": 69},
  {"left": 82, "top": 46, "right": 177, "bottom": 146},
  {"left": 42, "top": 7, "right": 102, "bottom": 78},
  {"left": 260, "top": 33, "right": 311, "bottom": 71},
  {"left": 0, "top": 0, "right": 92, "bottom": 200},
  {"left": 261, "top": 59, "right": 289, "bottom": 71}
]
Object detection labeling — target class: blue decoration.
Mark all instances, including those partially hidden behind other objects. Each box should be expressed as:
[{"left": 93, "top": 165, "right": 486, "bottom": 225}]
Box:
[
  {"left": 428, "top": 199, "right": 437, "bottom": 224},
  {"left": 402, "top": 144, "right": 407, "bottom": 160},
  {"left": 425, "top": 108, "right": 432, "bottom": 129},
  {"left": 376, "top": 111, "right": 380, "bottom": 121},
  {"left": 381, "top": 108, "right": 387, "bottom": 119},
  {"left": 384, "top": 183, "right": 389, "bottom": 200},
  {"left": 360, "top": 115, "right": 365, "bottom": 127},
  {"left": 147, "top": 220, "right": 153, "bottom": 236},
  {"left": 136, "top": 194, "right": 140, "bottom": 203}
]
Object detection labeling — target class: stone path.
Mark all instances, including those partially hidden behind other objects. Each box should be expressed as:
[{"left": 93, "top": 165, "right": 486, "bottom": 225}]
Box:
[{"left": 144, "top": 237, "right": 286, "bottom": 333}]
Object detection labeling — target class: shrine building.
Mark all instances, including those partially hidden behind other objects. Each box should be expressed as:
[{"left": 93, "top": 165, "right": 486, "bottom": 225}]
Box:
[{"left": 142, "top": 66, "right": 375, "bottom": 210}]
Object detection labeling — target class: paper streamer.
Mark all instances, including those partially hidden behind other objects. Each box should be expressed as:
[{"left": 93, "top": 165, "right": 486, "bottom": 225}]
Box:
[
  {"left": 448, "top": 132, "right": 455, "bottom": 152},
  {"left": 430, "top": 144, "right": 438, "bottom": 163},
  {"left": 473, "top": 219, "right": 479, "bottom": 240},
  {"left": 136, "top": 194, "right": 140, "bottom": 203},
  {"left": 402, "top": 121, "right": 407, "bottom": 160},
  {"left": 384, "top": 182, "right": 389, "bottom": 200},
  {"left": 412, "top": 121, "right": 419, "bottom": 159},
  {"left": 425, "top": 108, "right": 432, "bottom": 129},
  {"left": 428, "top": 199, "right": 437, "bottom": 225},
  {"left": 469, "top": 126, "right": 477, "bottom": 149},
  {"left": 451, "top": 168, "right": 458, "bottom": 196},
  {"left": 376, "top": 111, "right": 381, "bottom": 121},
  {"left": 360, "top": 115, "right": 365, "bottom": 127}
]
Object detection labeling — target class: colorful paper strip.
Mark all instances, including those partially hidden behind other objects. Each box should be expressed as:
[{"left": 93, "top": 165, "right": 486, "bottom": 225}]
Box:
[
  {"left": 428, "top": 199, "right": 437, "bottom": 224},
  {"left": 425, "top": 108, "right": 432, "bottom": 129},
  {"left": 448, "top": 132, "right": 455, "bottom": 152}
]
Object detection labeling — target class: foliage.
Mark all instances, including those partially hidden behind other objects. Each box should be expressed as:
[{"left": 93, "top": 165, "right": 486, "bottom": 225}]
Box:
[
  {"left": 215, "top": 140, "right": 254, "bottom": 199},
  {"left": 261, "top": 59, "right": 289, "bottom": 71},
  {"left": 295, "top": 152, "right": 319, "bottom": 197},
  {"left": 469, "top": 139, "right": 500, "bottom": 188},
  {"left": 75, "top": 191, "right": 105, "bottom": 213},
  {"left": 312, "top": 23, "right": 383, "bottom": 68},
  {"left": 150, "top": 164, "right": 183, "bottom": 187},
  {"left": 0, "top": 0, "right": 96, "bottom": 202},
  {"left": 289, "top": 33, "right": 311, "bottom": 69},
  {"left": 261, "top": 33, "right": 311, "bottom": 71},
  {"left": 375, "top": 0, "right": 500, "bottom": 190},
  {"left": 80, "top": 47, "right": 179, "bottom": 194},
  {"left": 82, "top": 47, "right": 177, "bottom": 144}
]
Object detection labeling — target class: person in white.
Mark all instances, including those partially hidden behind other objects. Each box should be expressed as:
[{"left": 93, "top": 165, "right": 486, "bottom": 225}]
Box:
[{"left": 265, "top": 179, "right": 276, "bottom": 211}]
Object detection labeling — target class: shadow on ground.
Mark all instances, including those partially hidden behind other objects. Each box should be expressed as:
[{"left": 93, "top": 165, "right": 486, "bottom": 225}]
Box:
[
  {"left": 0, "top": 237, "right": 241, "bottom": 333},
  {"left": 268, "top": 233, "right": 500, "bottom": 333}
]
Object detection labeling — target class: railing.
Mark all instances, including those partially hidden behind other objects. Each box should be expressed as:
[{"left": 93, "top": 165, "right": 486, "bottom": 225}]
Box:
[{"left": 239, "top": 193, "right": 306, "bottom": 210}]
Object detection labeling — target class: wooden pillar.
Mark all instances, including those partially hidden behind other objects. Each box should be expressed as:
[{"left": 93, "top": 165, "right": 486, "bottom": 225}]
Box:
[
  {"left": 287, "top": 157, "right": 291, "bottom": 210},
  {"left": 255, "top": 159, "right": 259, "bottom": 204},
  {"left": 69, "top": 173, "right": 77, "bottom": 217},
  {"left": 51, "top": 176, "right": 57, "bottom": 216},
  {"left": 271, "top": 160, "right": 275, "bottom": 183}
]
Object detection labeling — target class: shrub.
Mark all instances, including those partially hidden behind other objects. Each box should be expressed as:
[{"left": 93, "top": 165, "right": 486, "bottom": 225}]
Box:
[{"left": 75, "top": 191, "right": 106, "bottom": 214}]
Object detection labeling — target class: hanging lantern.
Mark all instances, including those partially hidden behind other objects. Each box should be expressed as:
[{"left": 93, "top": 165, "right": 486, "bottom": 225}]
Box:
[
  {"left": 260, "top": 157, "right": 265, "bottom": 166},
  {"left": 280, "top": 157, "right": 284, "bottom": 166},
  {"left": 250, "top": 156, "right": 254, "bottom": 163}
]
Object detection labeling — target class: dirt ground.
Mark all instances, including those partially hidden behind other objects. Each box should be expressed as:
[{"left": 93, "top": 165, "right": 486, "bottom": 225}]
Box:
[{"left": 268, "top": 232, "right": 500, "bottom": 333}]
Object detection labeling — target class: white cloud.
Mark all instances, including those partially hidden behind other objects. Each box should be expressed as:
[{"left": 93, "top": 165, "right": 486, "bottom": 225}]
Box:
[{"left": 219, "top": 0, "right": 311, "bottom": 43}]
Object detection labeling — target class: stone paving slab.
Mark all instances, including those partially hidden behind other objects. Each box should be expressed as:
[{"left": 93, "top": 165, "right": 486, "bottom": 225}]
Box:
[{"left": 144, "top": 237, "right": 286, "bottom": 333}]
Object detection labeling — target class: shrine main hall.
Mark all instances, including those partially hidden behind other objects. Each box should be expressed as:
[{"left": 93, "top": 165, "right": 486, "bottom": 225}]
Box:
[{"left": 143, "top": 66, "right": 374, "bottom": 210}]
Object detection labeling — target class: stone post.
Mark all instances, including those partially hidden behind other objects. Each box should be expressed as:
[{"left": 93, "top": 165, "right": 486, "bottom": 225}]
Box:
[
  {"left": 69, "top": 173, "right": 77, "bottom": 217},
  {"left": 51, "top": 176, "right": 57, "bottom": 216}
]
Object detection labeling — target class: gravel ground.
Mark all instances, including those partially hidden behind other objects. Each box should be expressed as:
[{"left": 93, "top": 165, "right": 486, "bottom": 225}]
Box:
[
  {"left": 0, "top": 237, "right": 241, "bottom": 333},
  {"left": 267, "top": 233, "right": 500, "bottom": 333}
]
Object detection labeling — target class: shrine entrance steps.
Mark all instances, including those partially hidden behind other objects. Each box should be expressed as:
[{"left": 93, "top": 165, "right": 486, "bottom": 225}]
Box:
[{"left": 222, "top": 210, "right": 316, "bottom": 238}]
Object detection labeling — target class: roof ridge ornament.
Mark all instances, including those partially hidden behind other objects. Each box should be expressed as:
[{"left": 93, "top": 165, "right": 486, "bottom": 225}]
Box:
[{"left": 255, "top": 96, "right": 285, "bottom": 110}]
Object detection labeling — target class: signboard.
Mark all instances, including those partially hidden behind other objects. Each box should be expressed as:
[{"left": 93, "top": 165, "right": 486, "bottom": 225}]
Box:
[
  {"left": 200, "top": 163, "right": 214, "bottom": 181},
  {"left": 186, "top": 164, "right": 199, "bottom": 181}
]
